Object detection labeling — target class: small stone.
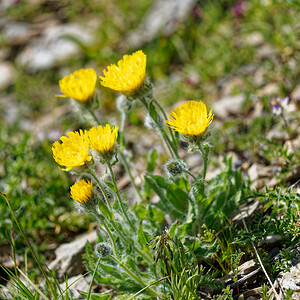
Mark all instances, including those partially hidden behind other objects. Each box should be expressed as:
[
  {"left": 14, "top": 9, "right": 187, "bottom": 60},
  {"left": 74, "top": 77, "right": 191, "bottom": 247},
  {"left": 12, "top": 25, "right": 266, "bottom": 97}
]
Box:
[
  {"left": 244, "top": 32, "right": 264, "bottom": 47},
  {"left": 291, "top": 85, "right": 300, "bottom": 103},
  {"left": 126, "top": 0, "right": 197, "bottom": 47},
  {"left": 257, "top": 83, "right": 280, "bottom": 97},
  {"left": 256, "top": 44, "right": 275, "bottom": 60},
  {"left": 59, "top": 274, "right": 93, "bottom": 298},
  {"left": 248, "top": 163, "right": 260, "bottom": 182},
  {"left": 0, "top": 62, "right": 15, "bottom": 89},
  {"left": 222, "top": 77, "right": 244, "bottom": 96},
  {"left": 253, "top": 68, "right": 265, "bottom": 87},
  {"left": 16, "top": 23, "right": 94, "bottom": 71},
  {"left": 2, "top": 22, "right": 39, "bottom": 45},
  {"left": 266, "top": 124, "right": 289, "bottom": 141},
  {"left": 48, "top": 230, "right": 98, "bottom": 280},
  {"left": 213, "top": 94, "right": 246, "bottom": 119}
]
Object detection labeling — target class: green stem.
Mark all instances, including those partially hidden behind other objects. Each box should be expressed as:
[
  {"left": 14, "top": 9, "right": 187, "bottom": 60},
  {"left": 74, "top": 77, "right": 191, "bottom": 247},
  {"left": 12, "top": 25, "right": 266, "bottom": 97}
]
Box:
[
  {"left": 86, "top": 106, "right": 101, "bottom": 125},
  {"left": 109, "top": 219, "right": 152, "bottom": 263},
  {"left": 119, "top": 112, "right": 126, "bottom": 152},
  {"left": 147, "top": 93, "right": 178, "bottom": 156},
  {"left": 140, "top": 96, "right": 178, "bottom": 158},
  {"left": 89, "top": 168, "right": 113, "bottom": 212},
  {"left": 183, "top": 169, "right": 197, "bottom": 181},
  {"left": 2, "top": 193, "right": 54, "bottom": 292},
  {"left": 128, "top": 276, "right": 169, "bottom": 300},
  {"left": 107, "top": 162, "right": 135, "bottom": 231},
  {"left": 197, "top": 143, "right": 209, "bottom": 180},
  {"left": 109, "top": 255, "right": 158, "bottom": 297},
  {"left": 96, "top": 213, "right": 120, "bottom": 260},
  {"left": 119, "top": 151, "right": 144, "bottom": 202},
  {"left": 281, "top": 113, "right": 296, "bottom": 154}
]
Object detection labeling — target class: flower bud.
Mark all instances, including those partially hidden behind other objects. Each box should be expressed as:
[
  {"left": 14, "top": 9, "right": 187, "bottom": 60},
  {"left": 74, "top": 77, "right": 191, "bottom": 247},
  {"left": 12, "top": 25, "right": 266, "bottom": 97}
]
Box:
[
  {"left": 164, "top": 159, "right": 188, "bottom": 179},
  {"left": 94, "top": 242, "right": 112, "bottom": 258}
]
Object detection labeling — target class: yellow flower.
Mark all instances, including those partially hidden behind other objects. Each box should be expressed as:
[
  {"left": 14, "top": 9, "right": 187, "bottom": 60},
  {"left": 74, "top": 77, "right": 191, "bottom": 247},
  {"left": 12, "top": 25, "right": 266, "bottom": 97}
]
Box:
[
  {"left": 166, "top": 101, "right": 214, "bottom": 137},
  {"left": 57, "top": 69, "right": 97, "bottom": 102},
  {"left": 100, "top": 50, "right": 146, "bottom": 93},
  {"left": 70, "top": 179, "right": 93, "bottom": 204},
  {"left": 88, "top": 124, "right": 119, "bottom": 154},
  {"left": 52, "top": 130, "right": 92, "bottom": 171}
]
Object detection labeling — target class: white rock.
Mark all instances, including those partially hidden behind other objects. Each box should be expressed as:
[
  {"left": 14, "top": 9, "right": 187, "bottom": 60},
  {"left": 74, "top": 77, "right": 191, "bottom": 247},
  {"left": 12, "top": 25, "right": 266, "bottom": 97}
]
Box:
[
  {"left": 244, "top": 32, "right": 264, "bottom": 47},
  {"left": 213, "top": 94, "right": 246, "bottom": 119},
  {"left": 16, "top": 23, "right": 94, "bottom": 71},
  {"left": 0, "top": 62, "right": 15, "bottom": 89},
  {"left": 48, "top": 230, "right": 98, "bottom": 280},
  {"left": 59, "top": 274, "right": 92, "bottom": 299},
  {"left": 126, "top": 0, "right": 197, "bottom": 47},
  {"left": 2, "top": 22, "right": 38, "bottom": 45},
  {"left": 257, "top": 83, "right": 280, "bottom": 97},
  {"left": 291, "top": 85, "right": 300, "bottom": 103}
]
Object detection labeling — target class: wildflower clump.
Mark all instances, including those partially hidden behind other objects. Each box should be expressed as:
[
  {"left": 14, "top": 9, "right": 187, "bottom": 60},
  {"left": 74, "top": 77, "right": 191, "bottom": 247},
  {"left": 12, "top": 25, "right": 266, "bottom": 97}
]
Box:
[
  {"left": 70, "top": 179, "right": 93, "bottom": 204},
  {"left": 167, "top": 100, "right": 214, "bottom": 140},
  {"left": 100, "top": 50, "right": 148, "bottom": 96},
  {"left": 52, "top": 130, "right": 92, "bottom": 171},
  {"left": 88, "top": 124, "right": 119, "bottom": 161},
  {"left": 57, "top": 69, "right": 97, "bottom": 102}
]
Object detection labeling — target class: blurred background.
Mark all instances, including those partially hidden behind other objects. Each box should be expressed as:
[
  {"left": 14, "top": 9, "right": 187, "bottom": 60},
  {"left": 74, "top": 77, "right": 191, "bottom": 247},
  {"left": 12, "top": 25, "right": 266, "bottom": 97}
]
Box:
[{"left": 0, "top": 0, "right": 299, "bottom": 281}]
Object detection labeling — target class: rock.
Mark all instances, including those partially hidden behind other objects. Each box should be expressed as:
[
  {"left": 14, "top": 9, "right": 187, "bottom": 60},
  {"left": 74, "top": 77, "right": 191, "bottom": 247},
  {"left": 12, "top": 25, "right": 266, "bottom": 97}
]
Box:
[
  {"left": 232, "top": 201, "right": 260, "bottom": 223},
  {"left": 213, "top": 94, "right": 246, "bottom": 119},
  {"left": 126, "top": 0, "right": 197, "bottom": 47},
  {"left": 258, "top": 234, "right": 283, "bottom": 247},
  {"left": 48, "top": 230, "right": 98, "bottom": 280},
  {"left": 16, "top": 23, "right": 94, "bottom": 71},
  {"left": 266, "top": 124, "right": 289, "bottom": 141},
  {"left": 244, "top": 32, "right": 264, "bottom": 47},
  {"left": 257, "top": 83, "right": 280, "bottom": 97},
  {"left": 248, "top": 163, "right": 279, "bottom": 189},
  {"left": 0, "top": 62, "right": 15, "bottom": 89},
  {"left": 2, "top": 22, "right": 39, "bottom": 45},
  {"left": 221, "top": 77, "right": 244, "bottom": 96},
  {"left": 253, "top": 68, "right": 265, "bottom": 87},
  {"left": 276, "top": 244, "right": 300, "bottom": 299},
  {"left": 256, "top": 44, "right": 275, "bottom": 60},
  {"left": 59, "top": 274, "right": 93, "bottom": 299},
  {"left": 291, "top": 85, "right": 300, "bottom": 103},
  {"left": 0, "top": 0, "right": 18, "bottom": 10}
]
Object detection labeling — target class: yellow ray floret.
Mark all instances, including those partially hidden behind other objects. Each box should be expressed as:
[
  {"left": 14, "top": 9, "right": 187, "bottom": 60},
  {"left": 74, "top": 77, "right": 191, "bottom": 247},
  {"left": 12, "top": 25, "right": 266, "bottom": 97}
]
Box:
[
  {"left": 166, "top": 101, "right": 214, "bottom": 137},
  {"left": 88, "top": 124, "right": 119, "bottom": 154},
  {"left": 52, "top": 130, "right": 92, "bottom": 171},
  {"left": 70, "top": 179, "right": 93, "bottom": 204},
  {"left": 100, "top": 50, "right": 146, "bottom": 93},
  {"left": 57, "top": 69, "right": 97, "bottom": 102}
]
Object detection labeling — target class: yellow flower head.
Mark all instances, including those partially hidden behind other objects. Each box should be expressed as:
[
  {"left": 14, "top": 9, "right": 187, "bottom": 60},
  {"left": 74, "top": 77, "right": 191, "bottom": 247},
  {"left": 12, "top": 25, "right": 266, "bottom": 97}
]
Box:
[
  {"left": 70, "top": 179, "right": 93, "bottom": 204},
  {"left": 52, "top": 130, "right": 92, "bottom": 171},
  {"left": 88, "top": 124, "right": 119, "bottom": 155},
  {"left": 100, "top": 50, "right": 146, "bottom": 93},
  {"left": 57, "top": 69, "right": 97, "bottom": 102},
  {"left": 166, "top": 101, "right": 214, "bottom": 137}
]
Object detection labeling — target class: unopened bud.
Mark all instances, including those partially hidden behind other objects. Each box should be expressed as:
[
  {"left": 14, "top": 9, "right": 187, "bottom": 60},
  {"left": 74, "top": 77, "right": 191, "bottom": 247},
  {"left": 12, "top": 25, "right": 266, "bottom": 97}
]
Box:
[
  {"left": 94, "top": 242, "right": 112, "bottom": 258},
  {"left": 164, "top": 159, "right": 188, "bottom": 178}
]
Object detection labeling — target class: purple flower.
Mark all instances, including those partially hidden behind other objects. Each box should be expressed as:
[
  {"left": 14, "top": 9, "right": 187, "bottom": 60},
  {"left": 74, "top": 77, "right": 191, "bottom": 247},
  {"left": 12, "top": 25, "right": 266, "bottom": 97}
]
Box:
[
  {"left": 269, "top": 96, "right": 290, "bottom": 117},
  {"left": 280, "top": 96, "right": 289, "bottom": 109},
  {"left": 231, "top": 0, "right": 245, "bottom": 18},
  {"left": 272, "top": 104, "right": 282, "bottom": 117}
]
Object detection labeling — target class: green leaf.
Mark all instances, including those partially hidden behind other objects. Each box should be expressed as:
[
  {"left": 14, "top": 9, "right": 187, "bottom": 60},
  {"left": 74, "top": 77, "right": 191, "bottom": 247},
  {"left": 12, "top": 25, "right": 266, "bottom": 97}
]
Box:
[
  {"left": 98, "top": 201, "right": 114, "bottom": 221},
  {"left": 146, "top": 149, "right": 158, "bottom": 173},
  {"left": 149, "top": 101, "right": 158, "bottom": 123},
  {"left": 169, "top": 220, "right": 180, "bottom": 239},
  {"left": 137, "top": 221, "right": 149, "bottom": 250}
]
